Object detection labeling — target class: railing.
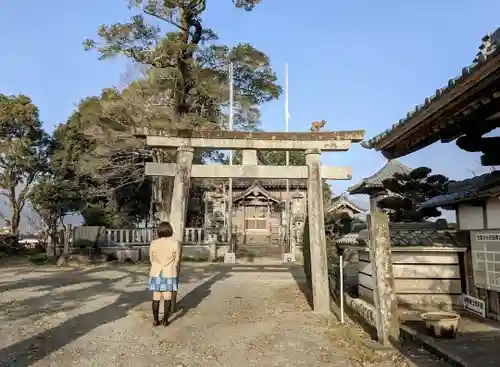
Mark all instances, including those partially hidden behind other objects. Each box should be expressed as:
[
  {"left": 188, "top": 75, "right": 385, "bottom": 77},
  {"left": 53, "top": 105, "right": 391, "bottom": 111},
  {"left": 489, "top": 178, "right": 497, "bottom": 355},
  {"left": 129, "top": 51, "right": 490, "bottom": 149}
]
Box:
[
  {"left": 184, "top": 228, "right": 206, "bottom": 245},
  {"left": 105, "top": 227, "right": 229, "bottom": 246},
  {"left": 106, "top": 228, "right": 156, "bottom": 246}
]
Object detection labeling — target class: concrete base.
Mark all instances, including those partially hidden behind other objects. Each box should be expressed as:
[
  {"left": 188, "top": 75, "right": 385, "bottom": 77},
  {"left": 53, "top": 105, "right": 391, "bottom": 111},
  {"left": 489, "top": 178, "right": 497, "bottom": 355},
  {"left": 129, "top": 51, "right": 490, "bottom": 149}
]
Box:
[
  {"left": 283, "top": 253, "right": 293, "bottom": 264},
  {"left": 294, "top": 245, "right": 304, "bottom": 264},
  {"left": 117, "top": 249, "right": 140, "bottom": 263},
  {"left": 100, "top": 244, "right": 230, "bottom": 262},
  {"left": 224, "top": 252, "right": 236, "bottom": 264}
]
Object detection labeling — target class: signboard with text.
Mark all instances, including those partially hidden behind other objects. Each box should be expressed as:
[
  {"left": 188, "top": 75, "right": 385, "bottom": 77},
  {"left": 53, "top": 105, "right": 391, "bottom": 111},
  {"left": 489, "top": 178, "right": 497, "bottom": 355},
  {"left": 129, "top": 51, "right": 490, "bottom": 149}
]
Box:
[
  {"left": 461, "top": 294, "right": 486, "bottom": 318},
  {"left": 470, "top": 230, "right": 500, "bottom": 292}
]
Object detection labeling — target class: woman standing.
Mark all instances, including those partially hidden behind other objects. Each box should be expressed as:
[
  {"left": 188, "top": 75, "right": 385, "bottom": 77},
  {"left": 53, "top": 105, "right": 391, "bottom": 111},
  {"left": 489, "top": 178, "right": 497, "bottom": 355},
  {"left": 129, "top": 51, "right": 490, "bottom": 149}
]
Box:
[{"left": 148, "top": 221, "right": 181, "bottom": 327}]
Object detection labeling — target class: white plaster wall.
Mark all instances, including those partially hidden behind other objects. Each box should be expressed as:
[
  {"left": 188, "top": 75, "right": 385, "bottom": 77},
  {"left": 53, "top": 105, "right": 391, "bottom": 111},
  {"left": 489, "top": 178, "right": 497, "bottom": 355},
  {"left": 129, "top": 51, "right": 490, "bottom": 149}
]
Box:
[
  {"left": 486, "top": 198, "right": 500, "bottom": 229},
  {"left": 458, "top": 204, "right": 484, "bottom": 230}
]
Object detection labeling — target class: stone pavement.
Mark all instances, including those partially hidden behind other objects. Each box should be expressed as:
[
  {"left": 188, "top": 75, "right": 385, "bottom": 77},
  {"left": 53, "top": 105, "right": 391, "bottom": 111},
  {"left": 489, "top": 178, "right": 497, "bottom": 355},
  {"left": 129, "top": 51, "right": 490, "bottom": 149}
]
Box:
[{"left": 0, "top": 261, "right": 437, "bottom": 366}]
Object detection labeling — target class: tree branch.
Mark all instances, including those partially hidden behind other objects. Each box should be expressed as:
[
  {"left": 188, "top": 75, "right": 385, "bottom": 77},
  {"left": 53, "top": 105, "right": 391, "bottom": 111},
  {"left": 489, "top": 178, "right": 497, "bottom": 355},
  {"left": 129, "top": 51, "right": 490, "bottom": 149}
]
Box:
[{"left": 140, "top": 8, "right": 189, "bottom": 33}]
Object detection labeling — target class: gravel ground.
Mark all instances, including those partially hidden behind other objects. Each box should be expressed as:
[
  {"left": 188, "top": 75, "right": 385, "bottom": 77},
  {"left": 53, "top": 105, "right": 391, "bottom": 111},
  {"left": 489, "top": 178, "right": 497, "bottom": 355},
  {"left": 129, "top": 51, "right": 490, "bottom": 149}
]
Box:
[{"left": 0, "top": 261, "right": 447, "bottom": 367}]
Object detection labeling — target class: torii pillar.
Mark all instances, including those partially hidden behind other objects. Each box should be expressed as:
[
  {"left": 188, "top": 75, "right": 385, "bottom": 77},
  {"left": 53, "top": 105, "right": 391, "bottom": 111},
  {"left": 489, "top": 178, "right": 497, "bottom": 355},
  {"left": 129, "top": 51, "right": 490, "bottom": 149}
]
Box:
[
  {"left": 306, "top": 148, "right": 330, "bottom": 313},
  {"left": 169, "top": 146, "right": 195, "bottom": 241}
]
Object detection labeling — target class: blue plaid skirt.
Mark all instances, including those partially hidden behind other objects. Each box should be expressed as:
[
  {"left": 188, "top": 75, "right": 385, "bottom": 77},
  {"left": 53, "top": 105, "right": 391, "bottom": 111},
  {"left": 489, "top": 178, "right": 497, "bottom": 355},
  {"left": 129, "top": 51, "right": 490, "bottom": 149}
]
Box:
[{"left": 148, "top": 271, "right": 179, "bottom": 292}]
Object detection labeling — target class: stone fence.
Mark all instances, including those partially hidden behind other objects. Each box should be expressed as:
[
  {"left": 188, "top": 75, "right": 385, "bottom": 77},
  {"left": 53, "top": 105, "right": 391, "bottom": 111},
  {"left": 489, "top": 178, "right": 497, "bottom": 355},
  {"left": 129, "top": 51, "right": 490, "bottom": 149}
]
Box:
[{"left": 72, "top": 226, "right": 231, "bottom": 262}]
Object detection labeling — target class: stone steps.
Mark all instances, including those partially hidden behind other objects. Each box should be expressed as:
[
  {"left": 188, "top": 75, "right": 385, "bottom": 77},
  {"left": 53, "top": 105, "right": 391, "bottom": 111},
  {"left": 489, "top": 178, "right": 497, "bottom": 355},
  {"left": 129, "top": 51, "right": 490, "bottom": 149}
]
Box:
[{"left": 236, "top": 246, "right": 282, "bottom": 257}]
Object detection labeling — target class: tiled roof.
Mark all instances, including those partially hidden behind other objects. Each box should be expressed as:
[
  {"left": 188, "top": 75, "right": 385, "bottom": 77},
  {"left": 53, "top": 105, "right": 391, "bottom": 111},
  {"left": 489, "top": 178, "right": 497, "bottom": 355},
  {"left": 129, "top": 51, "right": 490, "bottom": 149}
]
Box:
[
  {"left": 348, "top": 159, "right": 413, "bottom": 194},
  {"left": 419, "top": 170, "right": 500, "bottom": 208},
  {"left": 326, "top": 194, "right": 366, "bottom": 213},
  {"left": 362, "top": 27, "right": 500, "bottom": 150},
  {"left": 389, "top": 229, "right": 460, "bottom": 247},
  {"left": 336, "top": 233, "right": 361, "bottom": 245},
  {"left": 337, "top": 226, "right": 464, "bottom": 248}
]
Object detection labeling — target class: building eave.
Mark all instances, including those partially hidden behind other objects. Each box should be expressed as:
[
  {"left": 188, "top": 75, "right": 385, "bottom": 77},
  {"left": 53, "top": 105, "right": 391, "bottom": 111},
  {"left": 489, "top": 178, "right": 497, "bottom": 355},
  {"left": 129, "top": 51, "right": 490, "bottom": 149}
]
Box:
[
  {"left": 419, "top": 171, "right": 500, "bottom": 208},
  {"left": 326, "top": 195, "right": 366, "bottom": 213},
  {"left": 232, "top": 181, "right": 281, "bottom": 203},
  {"left": 348, "top": 159, "right": 413, "bottom": 195},
  {"left": 361, "top": 27, "right": 500, "bottom": 158}
]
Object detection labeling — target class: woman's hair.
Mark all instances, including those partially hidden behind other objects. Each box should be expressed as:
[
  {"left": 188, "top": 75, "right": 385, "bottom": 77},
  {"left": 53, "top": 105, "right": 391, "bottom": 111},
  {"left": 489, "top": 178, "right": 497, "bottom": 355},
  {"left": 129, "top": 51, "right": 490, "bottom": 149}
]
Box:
[{"left": 157, "top": 221, "right": 174, "bottom": 238}]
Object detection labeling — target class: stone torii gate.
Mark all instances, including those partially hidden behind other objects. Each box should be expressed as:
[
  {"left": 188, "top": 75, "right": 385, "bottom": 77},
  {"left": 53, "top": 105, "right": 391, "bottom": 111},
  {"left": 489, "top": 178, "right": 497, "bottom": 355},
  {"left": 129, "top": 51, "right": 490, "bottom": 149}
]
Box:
[{"left": 134, "top": 128, "right": 365, "bottom": 313}]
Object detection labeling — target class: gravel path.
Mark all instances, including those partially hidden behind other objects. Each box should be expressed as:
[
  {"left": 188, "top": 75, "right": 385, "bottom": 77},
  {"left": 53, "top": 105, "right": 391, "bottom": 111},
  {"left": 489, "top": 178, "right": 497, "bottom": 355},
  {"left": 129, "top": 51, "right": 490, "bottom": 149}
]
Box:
[{"left": 0, "top": 262, "right": 445, "bottom": 367}]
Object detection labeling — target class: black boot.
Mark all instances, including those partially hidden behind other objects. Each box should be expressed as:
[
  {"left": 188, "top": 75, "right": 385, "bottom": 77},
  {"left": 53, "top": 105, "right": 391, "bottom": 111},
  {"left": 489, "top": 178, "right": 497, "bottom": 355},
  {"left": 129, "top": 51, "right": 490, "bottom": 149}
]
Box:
[
  {"left": 163, "top": 299, "right": 172, "bottom": 326},
  {"left": 152, "top": 300, "right": 161, "bottom": 326},
  {"left": 171, "top": 292, "right": 177, "bottom": 313}
]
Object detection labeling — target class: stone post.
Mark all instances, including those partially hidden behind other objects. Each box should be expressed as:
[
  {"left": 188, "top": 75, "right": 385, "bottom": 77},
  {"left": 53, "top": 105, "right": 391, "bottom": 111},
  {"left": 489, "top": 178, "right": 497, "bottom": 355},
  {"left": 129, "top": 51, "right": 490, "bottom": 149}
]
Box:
[
  {"left": 367, "top": 212, "right": 399, "bottom": 346},
  {"left": 369, "top": 191, "right": 386, "bottom": 214},
  {"left": 305, "top": 148, "right": 330, "bottom": 314},
  {"left": 169, "top": 146, "right": 195, "bottom": 241},
  {"left": 169, "top": 146, "right": 194, "bottom": 313}
]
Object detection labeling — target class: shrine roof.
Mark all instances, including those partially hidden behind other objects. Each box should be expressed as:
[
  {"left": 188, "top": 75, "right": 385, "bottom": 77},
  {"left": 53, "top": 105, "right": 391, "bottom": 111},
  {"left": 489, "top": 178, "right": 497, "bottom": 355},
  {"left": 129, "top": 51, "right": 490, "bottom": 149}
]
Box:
[
  {"left": 419, "top": 170, "right": 500, "bottom": 208},
  {"left": 361, "top": 27, "right": 500, "bottom": 158},
  {"left": 233, "top": 182, "right": 281, "bottom": 203},
  {"left": 348, "top": 159, "right": 412, "bottom": 195},
  {"left": 326, "top": 194, "right": 366, "bottom": 213}
]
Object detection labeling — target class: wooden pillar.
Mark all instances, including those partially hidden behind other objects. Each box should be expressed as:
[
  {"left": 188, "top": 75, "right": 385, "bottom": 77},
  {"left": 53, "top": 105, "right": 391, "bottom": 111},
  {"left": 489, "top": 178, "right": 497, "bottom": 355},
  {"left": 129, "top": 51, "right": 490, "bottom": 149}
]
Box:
[
  {"left": 367, "top": 212, "right": 399, "bottom": 346},
  {"left": 305, "top": 148, "right": 330, "bottom": 313},
  {"left": 169, "top": 146, "right": 195, "bottom": 241}
]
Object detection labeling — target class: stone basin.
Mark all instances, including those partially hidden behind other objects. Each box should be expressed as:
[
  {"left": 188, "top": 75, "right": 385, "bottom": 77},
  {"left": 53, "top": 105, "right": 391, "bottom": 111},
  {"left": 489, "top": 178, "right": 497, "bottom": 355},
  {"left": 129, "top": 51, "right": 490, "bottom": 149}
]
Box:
[{"left": 420, "top": 311, "right": 460, "bottom": 338}]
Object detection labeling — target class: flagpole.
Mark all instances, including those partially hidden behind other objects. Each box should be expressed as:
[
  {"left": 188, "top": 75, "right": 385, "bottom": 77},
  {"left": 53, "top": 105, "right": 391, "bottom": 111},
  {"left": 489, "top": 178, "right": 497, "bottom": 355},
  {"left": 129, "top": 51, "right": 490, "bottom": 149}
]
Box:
[
  {"left": 285, "top": 63, "right": 291, "bottom": 260},
  {"left": 227, "top": 63, "right": 234, "bottom": 257}
]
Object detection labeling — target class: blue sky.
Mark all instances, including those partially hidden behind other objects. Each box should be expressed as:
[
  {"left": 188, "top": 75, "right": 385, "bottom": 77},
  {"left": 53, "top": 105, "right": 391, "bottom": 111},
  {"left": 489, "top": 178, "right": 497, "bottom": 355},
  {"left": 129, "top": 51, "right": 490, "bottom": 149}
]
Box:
[{"left": 1, "top": 0, "right": 499, "bottom": 226}]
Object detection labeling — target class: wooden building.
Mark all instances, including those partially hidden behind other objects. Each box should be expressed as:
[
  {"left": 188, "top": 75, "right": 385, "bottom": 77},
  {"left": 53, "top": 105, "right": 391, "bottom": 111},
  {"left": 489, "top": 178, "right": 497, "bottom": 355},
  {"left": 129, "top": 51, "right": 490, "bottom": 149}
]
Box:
[
  {"left": 338, "top": 222, "right": 466, "bottom": 310},
  {"left": 420, "top": 172, "right": 500, "bottom": 230},
  {"left": 203, "top": 182, "right": 365, "bottom": 259},
  {"left": 203, "top": 179, "right": 308, "bottom": 259},
  {"left": 325, "top": 193, "right": 365, "bottom": 218},
  {"left": 362, "top": 27, "right": 500, "bottom": 319}
]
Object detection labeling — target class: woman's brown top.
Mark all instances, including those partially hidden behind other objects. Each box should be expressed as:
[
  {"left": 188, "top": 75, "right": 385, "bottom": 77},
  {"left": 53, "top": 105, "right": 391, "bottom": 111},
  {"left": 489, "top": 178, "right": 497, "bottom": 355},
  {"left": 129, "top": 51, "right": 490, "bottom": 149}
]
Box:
[{"left": 149, "top": 237, "right": 181, "bottom": 278}]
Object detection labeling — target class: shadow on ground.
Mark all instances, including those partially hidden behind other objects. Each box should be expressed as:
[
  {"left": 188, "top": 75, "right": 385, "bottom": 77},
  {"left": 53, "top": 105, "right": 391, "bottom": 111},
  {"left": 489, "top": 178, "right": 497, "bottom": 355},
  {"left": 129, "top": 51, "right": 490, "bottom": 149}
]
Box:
[
  {"left": 0, "top": 261, "right": 306, "bottom": 366},
  {"left": 0, "top": 263, "right": 220, "bottom": 366},
  {"left": 289, "top": 265, "right": 313, "bottom": 310}
]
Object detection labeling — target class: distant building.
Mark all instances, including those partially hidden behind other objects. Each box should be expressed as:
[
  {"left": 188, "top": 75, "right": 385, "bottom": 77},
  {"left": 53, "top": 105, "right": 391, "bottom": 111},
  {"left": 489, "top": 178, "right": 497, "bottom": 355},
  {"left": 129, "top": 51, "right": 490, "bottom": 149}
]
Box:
[{"left": 325, "top": 194, "right": 366, "bottom": 218}]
